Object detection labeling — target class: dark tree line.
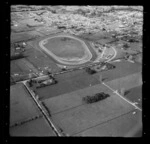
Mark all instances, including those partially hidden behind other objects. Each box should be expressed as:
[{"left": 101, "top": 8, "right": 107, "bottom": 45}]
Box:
[
  {"left": 83, "top": 92, "right": 110, "bottom": 104},
  {"left": 10, "top": 53, "right": 25, "bottom": 61}
]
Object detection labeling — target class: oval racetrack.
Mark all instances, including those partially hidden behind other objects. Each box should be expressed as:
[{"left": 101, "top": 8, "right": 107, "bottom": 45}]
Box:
[{"left": 39, "top": 35, "right": 93, "bottom": 65}]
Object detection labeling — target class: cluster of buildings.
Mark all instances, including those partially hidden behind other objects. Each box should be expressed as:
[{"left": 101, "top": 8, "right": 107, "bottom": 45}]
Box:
[{"left": 11, "top": 6, "right": 143, "bottom": 37}]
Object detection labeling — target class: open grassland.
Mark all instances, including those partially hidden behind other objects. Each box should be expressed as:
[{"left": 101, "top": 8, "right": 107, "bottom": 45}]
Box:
[
  {"left": 105, "top": 72, "right": 142, "bottom": 91},
  {"left": 11, "top": 32, "right": 35, "bottom": 43},
  {"left": 11, "top": 60, "right": 24, "bottom": 74},
  {"left": 10, "top": 83, "right": 42, "bottom": 126},
  {"left": 24, "top": 42, "right": 61, "bottom": 73},
  {"left": 36, "top": 70, "right": 100, "bottom": 100},
  {"left": 42, "top": 84, "right": 112, "bottom": 114},
  {"left": 36, "top": 60, "right": 141, "bottom": 101},
  {"left": 41, "top": 72, "right": 142, "bottom": 115},
  {"left": 43, "top": 36, "right": 86, "bottom": 58},
  {"left": 10, "top": 116, "right": 56, "bottom": 136},
  {"left": 93, "top": 60, "right": 142, "bottom": 82},
  {"left": 74, "top": 109, "right": 142, "bottom": 137},
  {"left": 43, "top": 89, "right": 139, "bottom": 135},
  {"left": 40, "top": 61, "right": 142, "bottom": 136}
]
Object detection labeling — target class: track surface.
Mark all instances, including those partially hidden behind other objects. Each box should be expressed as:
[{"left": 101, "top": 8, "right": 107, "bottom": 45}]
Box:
[{"left": 39, "top": 35, "right": 93, "bottom": 65}]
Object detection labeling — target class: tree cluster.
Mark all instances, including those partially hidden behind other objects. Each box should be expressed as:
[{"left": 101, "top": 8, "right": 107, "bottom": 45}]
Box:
[{"left": 82, "top": 92, "right": 110, "bottom": 104}]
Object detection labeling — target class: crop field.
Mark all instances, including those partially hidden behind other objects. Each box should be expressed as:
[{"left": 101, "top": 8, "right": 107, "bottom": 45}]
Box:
[
  {"left": 104, "top": 72, "right": 142, "bottom": 91},
  {"left": 10, "top": 83, "right": 42, "bottom": 126},
  {"left": 11, "top": 60, "right": 24, "bottom": 74},
  {"left": 38, "top": 58, "right": 142, "bottom": 136},
  {"left": 92, "top": 60, "right": 142, "bottom": 82},
  {"left": 42, "top": 83, "right": 141, "bottom": 136},
  {"left": 36, "top": 69, "right": 100, "bottom": 100},
  {"left": 10, "top": 116, "right": 56, "bottom": 136},
  {"left": 36, "top": 60, "right": 142, "bottom": 101},
  {"left": 74, "top": 109, "right": 142, "bottom": 137},
  {"left": 42, "top": 83, "right": 113, "bottom": 114},
  {"left": 11, "top": 58, "right": 40, "bottom": 76}
]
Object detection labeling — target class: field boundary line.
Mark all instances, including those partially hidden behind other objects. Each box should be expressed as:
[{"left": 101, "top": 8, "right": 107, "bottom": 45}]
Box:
[
  {"left": 102, "top": 82, "right": 142, "bottom": 111},
  {"left": 10, "top": 115, "right": 42, "bottom": 128}
]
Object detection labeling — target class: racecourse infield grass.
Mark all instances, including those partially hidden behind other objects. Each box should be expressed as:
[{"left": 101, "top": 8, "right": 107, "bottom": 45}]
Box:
[
  {"left": 30, "top": 32, "right": 97, "bottom": 66},
  {"left": 43, "top": 36, "right": 86, "bottom": 58}
]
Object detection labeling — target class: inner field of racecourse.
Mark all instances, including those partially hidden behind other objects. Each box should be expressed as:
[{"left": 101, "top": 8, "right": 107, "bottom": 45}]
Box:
[{"left": 39, "top": 35, "right": 93, "bottom": 65}]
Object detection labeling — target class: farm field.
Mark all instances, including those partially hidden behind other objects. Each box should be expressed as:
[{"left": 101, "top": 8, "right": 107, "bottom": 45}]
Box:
[
  {"left": 11, "top": 60, "right": 24, "bottom": 74},
  {"left": 104, "top": 72, "right": 142, "bottom": 91},
  {"left": 11, "top": 42, "right": 61, "bottom": 76},
  {"left": 36, "top": 69, "right": 100, "bottom": 100},
  {"left": 10, "top": 83, "right": 42, "bottom": 126},
  {"left": 74, "top": 109, "right": 142, "bottom": 137},
  {"left": 42, "top": 88, "right": 141, "bottom": 136},
  {"left": 42, "top": 84, "right": 112, "bottom": 115},
  {"left": 25, "top": 42, "right": 59, "bottom": 70},
  {"left": 93, "top": 60, "right": 142, "bottom": 82},
  {"left": 39, "top": 61, "right": 142, "bottom": 136},
  {"left": 36, "top": 60, "right": 142, "bottom": 101},
  {"left": 11, "top": 32, "right": 35, "bottom": 43},
  {"left": 10, "top": 116, "right": 56, "bottom": 136}
]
